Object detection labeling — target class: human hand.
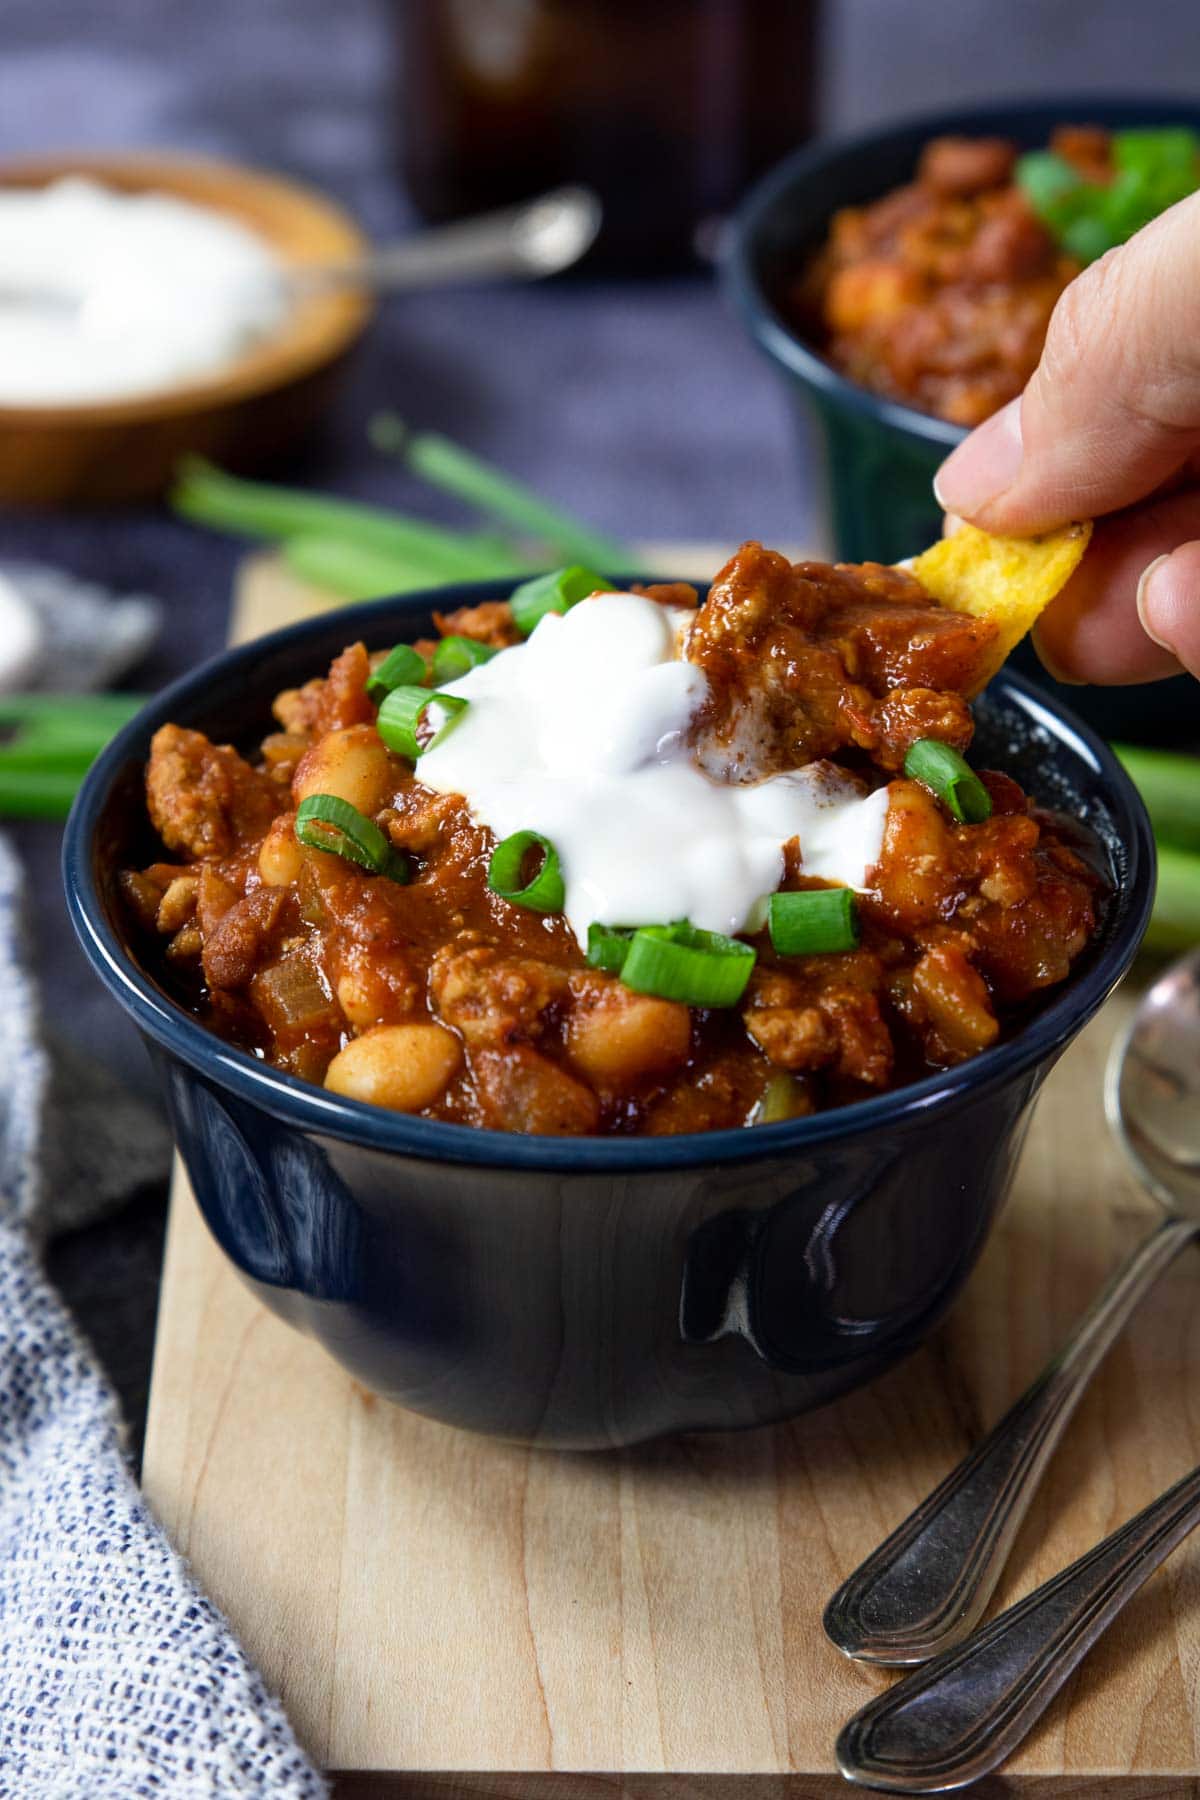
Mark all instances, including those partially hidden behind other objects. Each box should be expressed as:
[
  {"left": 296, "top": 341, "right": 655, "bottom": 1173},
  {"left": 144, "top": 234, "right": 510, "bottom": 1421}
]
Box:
[{"left": 933, "top": 190, "right": 1200, "bottom": 684}]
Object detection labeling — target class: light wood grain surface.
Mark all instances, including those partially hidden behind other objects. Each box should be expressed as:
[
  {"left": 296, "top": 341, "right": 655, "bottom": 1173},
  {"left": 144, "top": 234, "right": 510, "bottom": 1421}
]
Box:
[{"left": 142, "top": 550, "right": 1199, "bottom": 1794}]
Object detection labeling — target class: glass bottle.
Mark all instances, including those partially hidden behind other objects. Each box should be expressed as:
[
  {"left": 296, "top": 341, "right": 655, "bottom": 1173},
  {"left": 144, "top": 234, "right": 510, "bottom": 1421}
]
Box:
[{"left": 398, "top": 0, "right": 823, "bottom": 270}]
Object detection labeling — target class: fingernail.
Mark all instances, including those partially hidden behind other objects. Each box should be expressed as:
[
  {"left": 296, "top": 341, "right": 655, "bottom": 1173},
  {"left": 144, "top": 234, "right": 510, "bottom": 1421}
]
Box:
[
  {"left": 1135, "top": 553, "right": 1176, "bottom": 652},
  {"left": 1031, "top": 623, "right": 1085, "bottom": 686},
  {"left": 933, "top": 398, "right": 1024, "bottom": 517}
]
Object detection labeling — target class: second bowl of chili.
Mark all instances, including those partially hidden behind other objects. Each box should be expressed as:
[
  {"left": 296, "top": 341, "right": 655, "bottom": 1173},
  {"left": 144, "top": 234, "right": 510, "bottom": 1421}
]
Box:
[{"left": 725, "top": 94, "right": 1200, "bottom": 743}]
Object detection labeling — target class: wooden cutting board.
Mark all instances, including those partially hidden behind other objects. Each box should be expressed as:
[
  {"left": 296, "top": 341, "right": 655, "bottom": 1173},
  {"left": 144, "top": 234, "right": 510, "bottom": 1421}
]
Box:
[{"left": 142, "top": 549, "right": 1200, "bottom": 1798}]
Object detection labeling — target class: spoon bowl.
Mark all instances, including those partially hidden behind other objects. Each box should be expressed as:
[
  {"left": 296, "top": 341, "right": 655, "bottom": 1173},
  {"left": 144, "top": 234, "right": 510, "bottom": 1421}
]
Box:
[{"left": 1107, "top": 949, "right": 1200, "bottom": 1218}]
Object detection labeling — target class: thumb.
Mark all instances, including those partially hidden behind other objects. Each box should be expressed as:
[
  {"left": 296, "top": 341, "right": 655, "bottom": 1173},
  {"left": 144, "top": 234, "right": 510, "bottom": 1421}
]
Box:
[{"left": 934, "top": 191, "right": 1200, "bottom": 534}]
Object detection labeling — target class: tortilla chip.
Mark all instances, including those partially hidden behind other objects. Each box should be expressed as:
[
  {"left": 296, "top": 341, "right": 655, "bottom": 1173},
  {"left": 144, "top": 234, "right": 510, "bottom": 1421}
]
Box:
[{"left": 910, "top": 521, "right": 1092, "bottom": 694}]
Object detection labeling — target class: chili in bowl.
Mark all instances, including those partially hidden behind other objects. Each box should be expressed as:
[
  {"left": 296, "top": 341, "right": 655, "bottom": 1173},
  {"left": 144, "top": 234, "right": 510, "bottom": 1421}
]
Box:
[
  {"left": 116, "top": 537, "right": 1101, "bottom": 1136},
  {"left": 792, "top": 124, "right": 1198, "bottom": 431},
  {"left": 64, "top": 551, "right": 1153, "bottom": 1447}
]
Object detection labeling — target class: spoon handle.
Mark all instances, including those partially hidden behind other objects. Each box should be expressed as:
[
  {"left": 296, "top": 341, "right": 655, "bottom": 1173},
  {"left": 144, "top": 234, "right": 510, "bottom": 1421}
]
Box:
[
  {"left": 824, "top": 1212, "right": 1196, "bottom": 1665},
  {"left": 293, "top": 186, "right": 600, "bottom": 295},
  {"left": 835, "top": 1458, "right": 1200, "bottom": 1793}
]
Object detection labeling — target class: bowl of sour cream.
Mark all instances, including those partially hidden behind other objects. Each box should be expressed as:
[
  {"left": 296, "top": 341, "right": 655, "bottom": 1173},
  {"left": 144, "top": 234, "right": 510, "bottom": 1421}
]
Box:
[{"left": 0, "top": 154, "right": 372, "bottom": 505}]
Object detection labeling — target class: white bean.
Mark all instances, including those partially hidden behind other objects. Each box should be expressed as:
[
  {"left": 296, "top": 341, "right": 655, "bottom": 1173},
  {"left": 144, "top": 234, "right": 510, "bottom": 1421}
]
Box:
[
  {"left": 293, "top": 725, "right": 395, "bottom": 815},
  {"left": 258, "top": 816, "right": 304, "bottom": 887},
  {"left": 566, "top": 981, "right": 691, "bottom": 1087},
  {"left": 324, "top": 1022, "right": 462, "bottom": 1112}
]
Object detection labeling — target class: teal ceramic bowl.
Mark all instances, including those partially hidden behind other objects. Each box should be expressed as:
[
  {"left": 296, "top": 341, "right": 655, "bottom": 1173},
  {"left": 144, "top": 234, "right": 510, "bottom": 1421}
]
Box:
[{"left": 725, "top": 95, "right": 1200, "bottom": 744}]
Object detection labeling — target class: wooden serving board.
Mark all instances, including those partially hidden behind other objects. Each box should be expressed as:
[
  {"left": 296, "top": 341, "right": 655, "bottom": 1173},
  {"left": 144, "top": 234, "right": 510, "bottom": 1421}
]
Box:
[{"left": 142, "top": 549, "right": 1200, "bottom": 1797}]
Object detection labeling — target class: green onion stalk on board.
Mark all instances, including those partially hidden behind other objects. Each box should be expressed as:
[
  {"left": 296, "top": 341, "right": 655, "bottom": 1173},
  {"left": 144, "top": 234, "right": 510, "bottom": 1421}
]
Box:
[
  {"left": 0, "top": 694, "right": 145, "bottom": 821},
  {"left": 170, "top": 417, "right": 630, "bottom": 603},
  {"left": 1113, "top": 745, "right": 1200, "bottom": 951}
]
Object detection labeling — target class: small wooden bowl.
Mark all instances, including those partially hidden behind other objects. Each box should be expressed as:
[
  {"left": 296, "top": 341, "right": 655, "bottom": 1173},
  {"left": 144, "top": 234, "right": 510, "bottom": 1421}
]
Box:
[{"left": 0, "top": 153, "right": 373, "bottom": 506}]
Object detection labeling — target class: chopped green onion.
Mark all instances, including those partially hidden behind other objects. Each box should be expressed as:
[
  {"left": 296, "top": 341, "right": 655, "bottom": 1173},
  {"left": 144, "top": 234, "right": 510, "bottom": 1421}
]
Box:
[
  {"left": 295, "top": 794, "right": 409, "bottom": 882},
  {"left": 510, "top": 565, "right": 610, "bottom": 637},
  {"left": 366, "top": 644, "right": 428, "bottom": 704},
  {"left": 487, "top": 830, "right": 566, "bottom": 914},
  {"left": 376, "top": 686, "right": 468, "bottom": 760},
  {"left": 1060, "top": 211, "right": 1120, "bottom": 264},
  {"left": 1018, "top": 133, "right": 1200, "bottom": 266},
  {"left": 369, "top": 415, "right": 628, "bottom": 567},
  {"left": 619, "top": 920, "right": 756, "bottom": 1008},
  {"left": 586, "top": 917, "right": 756, "bottom": 1005},
  {"left": 432, "top": 635, "right": 498, "bottom": 684},
  {"left": 768, "top": 888, "right": 860, "bottom": 956},
  {"left": 1015, "top": 150, "right": 1081, "bottom": 218},
  {"left": 904, "top": 739, "right": 992, "bottom": 824},
  {"left": 586, "top": 922, "right": 635, "bottom": 973},
  {"left": 1114, "top": 127, "right": 1200, "bottom": 174}
]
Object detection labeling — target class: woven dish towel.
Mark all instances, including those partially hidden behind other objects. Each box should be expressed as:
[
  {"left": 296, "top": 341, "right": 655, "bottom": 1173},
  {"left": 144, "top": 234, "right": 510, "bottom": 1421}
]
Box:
[{"left": 0, "top": 566, "right": 326, "bottom": 1796}]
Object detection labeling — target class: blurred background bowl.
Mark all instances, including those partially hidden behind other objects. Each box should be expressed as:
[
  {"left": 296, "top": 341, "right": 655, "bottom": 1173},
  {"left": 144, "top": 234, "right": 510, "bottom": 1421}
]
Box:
[
  {"left": 725, "top": 94, "right": 1200, "bottom": 744},
  {"left": 0, "top": 152, "right": 372, "bottom": 507}
]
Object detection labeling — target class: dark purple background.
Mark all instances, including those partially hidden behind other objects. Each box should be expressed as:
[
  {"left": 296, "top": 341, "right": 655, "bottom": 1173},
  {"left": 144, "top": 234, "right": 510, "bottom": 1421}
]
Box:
[{"left": 4, "top": 0, "right": 1198, "bottom": 1447}]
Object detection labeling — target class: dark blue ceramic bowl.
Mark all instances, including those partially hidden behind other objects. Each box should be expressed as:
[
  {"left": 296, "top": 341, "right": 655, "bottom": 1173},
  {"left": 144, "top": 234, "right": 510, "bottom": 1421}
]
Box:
[
  {"left": 725, "top": 94, "right": 1200, "bottom": 744},
  {"left": 64, "top": 583, "right": 1153, "bottom": 1449}
]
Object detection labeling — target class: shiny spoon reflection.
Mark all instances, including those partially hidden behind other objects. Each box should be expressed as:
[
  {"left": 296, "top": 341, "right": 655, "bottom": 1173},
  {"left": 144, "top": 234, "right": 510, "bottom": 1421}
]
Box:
[{"left": 835, "top": 950, "right": 1200, "bottom": 1792}]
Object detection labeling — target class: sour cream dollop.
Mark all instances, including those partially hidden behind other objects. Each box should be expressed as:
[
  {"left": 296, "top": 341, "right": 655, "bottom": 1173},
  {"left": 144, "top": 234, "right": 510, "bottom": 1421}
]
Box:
[
  {"left": 417, "top": 591, "right": 890, "bottom": 950},
  {"left": 0, "top": 178, "right": 289, "bottom": 405}
]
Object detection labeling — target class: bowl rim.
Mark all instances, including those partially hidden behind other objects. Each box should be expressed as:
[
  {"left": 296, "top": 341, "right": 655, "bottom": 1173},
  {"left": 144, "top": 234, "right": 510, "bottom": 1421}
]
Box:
[
  {"left": 63, "top": 579, "right": 1155, "bottom": 1174},
  {"left": 0, "top": 150, "right": 372, "bottom": 425},
  {"left": 724, "top": 91, "right": 1200, "bottom": 447}
]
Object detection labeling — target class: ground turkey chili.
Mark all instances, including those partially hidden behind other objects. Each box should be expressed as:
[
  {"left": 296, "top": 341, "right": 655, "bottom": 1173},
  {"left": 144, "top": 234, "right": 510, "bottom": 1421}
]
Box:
[
  {"left": 791, "top": 129, "right": 1117, "bottom": 427},
  {"left": 120, "top": 543, "right": 1101, "bottom": 1137}
]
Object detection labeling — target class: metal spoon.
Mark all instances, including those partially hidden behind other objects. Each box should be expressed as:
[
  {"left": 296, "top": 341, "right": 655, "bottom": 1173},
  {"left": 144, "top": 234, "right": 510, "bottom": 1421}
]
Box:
[
  {"left": 289, "top": 184, "right": 602, "bottom": 295},
  {"left": 824, "top": 950, "right": 1200, "bottom": 1668},
  {"left": 0, "top": 185, "right": 602, "bottom": 314},
  {"left": 834, "top": 951, "right": 1200, "bottom": 1792}
]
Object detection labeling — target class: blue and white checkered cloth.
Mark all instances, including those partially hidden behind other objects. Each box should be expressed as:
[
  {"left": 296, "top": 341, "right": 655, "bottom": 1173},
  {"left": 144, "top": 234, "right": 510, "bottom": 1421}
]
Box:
[{"left": 0, "top": 568, "right": 325, "bottom": 1797}]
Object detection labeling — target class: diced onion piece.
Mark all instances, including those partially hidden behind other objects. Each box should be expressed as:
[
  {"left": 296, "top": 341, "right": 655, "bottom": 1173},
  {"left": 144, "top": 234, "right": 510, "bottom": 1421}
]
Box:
[
  {"left": 252, "top": 956, "right": 336, "bottom": 1029},
  {"left": 767, "top": 888, "right": 860, "bottom": 957},
  {"left": 750, "top": 1071, "right": 811, "bottom": 1125},
  {"left": 376, "top": 685, "right": 468, "bottom": 759},
  {"left": 365, "top": 643, "right": 427, "bottom": 703},
  {"left": 487, "top": 829, "right": 566, "bottom": 914},
  {"left": 903, "top": 739, "right": 992, "bottom": 824},
  {"left": 509, "top": 565, "right": 610, "bottom": 637},
  {"left": 294, "top": 792, "right": 409, "bottom": 882}
]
